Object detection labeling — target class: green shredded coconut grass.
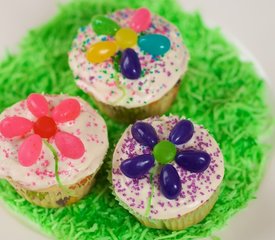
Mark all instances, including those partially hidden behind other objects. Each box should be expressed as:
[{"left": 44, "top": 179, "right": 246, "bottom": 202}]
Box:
[{"left": 0, "top": 0, "right": 273, "bottom": 239}]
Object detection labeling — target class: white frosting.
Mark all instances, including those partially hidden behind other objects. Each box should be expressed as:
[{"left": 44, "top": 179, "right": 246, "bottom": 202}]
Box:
[
  {"left": 112, "top": 116, "right": 224, "bottom": 220},
  {"left": 69, "top": 9, "right": 189, "bottom": 108},
  {"left": 0, "top": 95, "right": 109, "bottom": 190}
]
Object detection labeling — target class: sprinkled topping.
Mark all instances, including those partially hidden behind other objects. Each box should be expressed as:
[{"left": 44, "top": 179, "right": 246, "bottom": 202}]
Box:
[
  {"left": 0, "top": 95, "right": 109, "bottom": 190},
  {"left": 69, "top": 9, "right": 189, "bottom": 108},
  {"left": 112, "top": 116, "right": 224, "bottom": 219}
]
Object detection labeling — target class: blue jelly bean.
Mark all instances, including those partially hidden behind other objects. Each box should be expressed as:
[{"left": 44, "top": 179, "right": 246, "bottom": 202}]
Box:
[
  {"left": 175, "top": 150, "right": 211, "bottom": 173},
  {"left": 131, "top": 122, "right": 158, "bottom": 148},
  {"left": 120, "top": 154, "right": 155, "bottom": 178},
  {"left": 159, "top": 164, "right": 181, "bottom": 199},
  {"left": 169, "top": 120, "right": 194, "bottom": 145},
  {"left": 138, "top": 34, "right": 171, "bottom": 56},
  {"left": 120, "top": 48, "right": 141, "bottom": 79}
]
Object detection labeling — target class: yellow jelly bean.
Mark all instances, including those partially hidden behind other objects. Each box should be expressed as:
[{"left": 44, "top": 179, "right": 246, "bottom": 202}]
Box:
[
  {"left": 115, "top": 28, "right": 137, "bottom": 50},
  {"left": 86, "top": 41, "right": 118, "bottom": 64}
]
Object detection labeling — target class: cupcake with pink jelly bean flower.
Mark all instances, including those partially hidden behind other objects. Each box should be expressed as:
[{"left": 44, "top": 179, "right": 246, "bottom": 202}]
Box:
[
  {"left": 112, "top": 115, "right": 224, "bottom": 230},
  {"left": 69, "top": 8, "right": 189, "bottom": 123},
  {"left": 0, "top": 94, "right": 109, "bottom": 208}
]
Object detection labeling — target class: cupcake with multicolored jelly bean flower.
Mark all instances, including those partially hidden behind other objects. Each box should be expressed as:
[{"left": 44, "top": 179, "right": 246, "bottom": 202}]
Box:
[
  {"left": 112, "top": 115, "right": 224, "bottom": 230},
  {"left": 69, "top": 8, "right": 189, "bottom": 123},
  {"left": 0, "top": 94, "right": 108, "bottom": 208}
]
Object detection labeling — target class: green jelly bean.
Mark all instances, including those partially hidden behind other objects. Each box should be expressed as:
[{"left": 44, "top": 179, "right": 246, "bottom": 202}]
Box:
[
  {"left": 153, "top": 140, "right": 177, "bottom": 164},
  {"left": 92, "top": 15, "right": 120, "bottom": 36}
]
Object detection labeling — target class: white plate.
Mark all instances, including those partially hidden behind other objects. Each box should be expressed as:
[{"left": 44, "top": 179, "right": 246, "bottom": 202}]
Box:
[{"left": 0, "top": 1, "right": 274, "bottom": 239}]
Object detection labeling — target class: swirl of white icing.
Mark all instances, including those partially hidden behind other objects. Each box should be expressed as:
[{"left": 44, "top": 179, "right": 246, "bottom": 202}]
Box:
[
  {"left": 0, "top": 95, "right": 109, "bottom": 190},
  {"left": 69, "top": 9, "right": 189, "bottom": 108},
  {"left": 112, "top": 116, "right": 224, "bottom": 220}
]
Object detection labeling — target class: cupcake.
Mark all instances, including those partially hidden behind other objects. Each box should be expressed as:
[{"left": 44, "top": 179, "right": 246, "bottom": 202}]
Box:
[
  {"left": 112, "top": 115, "right": 224, "bottom": 230},
  {"left": 69, "top": 8, "right": 189, "bottom": 123},
  {"left": 0, "top": 94, "right": 109, "bottom": 208}
]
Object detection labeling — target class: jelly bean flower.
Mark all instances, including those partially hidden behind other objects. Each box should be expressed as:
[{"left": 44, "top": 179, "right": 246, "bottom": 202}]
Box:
[
  {"left": 0, "top": 94, "right": 85, "bottom": 167},
  {"left": 87, "top": 8, "right": 171, "bottom": 80},
  {"left": 120, "top": 120, "right": 211, "bottom": 199}
]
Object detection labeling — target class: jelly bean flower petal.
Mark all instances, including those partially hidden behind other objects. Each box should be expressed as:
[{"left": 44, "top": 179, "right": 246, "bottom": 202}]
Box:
[
  {"left": 120, "top": 48, "right": 141, "bottom": 80},
  {"left": 0, "top": 116, "right": 33, "bottom": 138},
  {"left": 159, "top": 164, "right": 181, "bottom": 200},
  {"left": 52, "top": 99, "right": 81, "bottom": 123},
  {"left": 129, "top": 8, "right": 151, "bottom": 33},
  {"left": 55, "top": 131, "right": 85, "bottom": 159},
  {"left": 138, "top": 34, "right": 171, "bottom": 56},
  {"left": 175, "top": 150, "right": 211, "bottom": 173},
  {"left": 168, "top": 119, "right": 194, "bottom": 145},
  {"left": 131, "top": 122, "right": 158, "bottom": 148},
  {"left": 27, "top": 93, "right": 49, "bottom": 118},
  {"left": 92, "top": 15, "right": 120, "bottom": 36},
  {"left": 18, "top": 134, "right": 42, "bottom": 167},
  {"left": 120, "top": 154, "right": 155, "bottom": 179}
]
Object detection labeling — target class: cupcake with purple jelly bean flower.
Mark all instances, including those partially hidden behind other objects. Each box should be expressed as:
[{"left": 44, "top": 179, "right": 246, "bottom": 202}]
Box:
[
  {"left": 111, "top": 115, "right": 224, "bottom": 230},
  {"left": 69, "top": 8, "right": 189, "bottom": 123}
]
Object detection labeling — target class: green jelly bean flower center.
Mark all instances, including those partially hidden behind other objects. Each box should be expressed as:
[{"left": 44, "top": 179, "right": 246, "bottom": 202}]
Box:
[{"left": 153, "top": 140, "right": 176, "bottom": 164}]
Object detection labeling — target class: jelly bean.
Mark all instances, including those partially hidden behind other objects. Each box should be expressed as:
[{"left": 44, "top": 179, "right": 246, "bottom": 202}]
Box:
[
  {"left": 129, "top": 8, "right": 151, "bottom": 33},
  {"left": 153, "top": 140, "right": 176, "bottom": 164},
  {"left": 175, "top": 150, "right": 211, "bottom": 173},
  {"left": 27, "top": 93, "right": 49, "bottom": 118},
  {"left": 138, "top": 34, "right": 171, "bottom": 56},
  {"left": 169, "top": 120, "right": 194, "bottom": 145},
  {"left": 131, "top": 122, "right": 158, "bottom": 148},
  {"left": 159, "top": 164, "right": 181, "bottom": 199},
  {"left": 0, "top": 116, "right": 33, "bottom": 138},
  {"left": 86, "top": 41, "right": 118, "bottom": 64},
  {"left": 115, "top": 28, "right": 137, "bottom": 49},
  {"left": 92, "top": 15, "right": 120, "bottom": 36},
  {"left": 52, "top": 99, "right": 81, "bottom": 123},
  {"left": 18, "top": 134, "right": 42, "bottom": 167},
  {"left": 55, "top": 132, "right": 85, "bottom": 159},
  {"left": 120, "top": 48, "right": 141, "bottom": 79},
  {"left": 33, "top": 116, "right": 57, "bottom": 138},
  {"left": 120, "top": 154, "right": 155, "bottom": 178}
]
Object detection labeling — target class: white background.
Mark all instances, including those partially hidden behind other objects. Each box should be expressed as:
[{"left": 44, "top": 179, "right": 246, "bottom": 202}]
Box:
[{"left": 0, "top": 0, "right": 274, "bottom": 239}]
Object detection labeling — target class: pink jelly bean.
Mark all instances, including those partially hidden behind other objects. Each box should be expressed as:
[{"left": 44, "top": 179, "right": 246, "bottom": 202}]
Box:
[
  {"left": 55, "top": 132, "right": 85, "bottom": 159},
  {"left": 52, "top": 99, "right": 81, "bottom": 123},
  {"left": 129, "top": 8, "right": 151, "bottom": 33},
  {"left": 18, "top": 134, "right": 42, "bottom": 167},
  {"left": 0, "top": 116, "right": 33, "bottom": 138},
  {"left": 27, "top": 93, "right": 49, "bottom": 118}
]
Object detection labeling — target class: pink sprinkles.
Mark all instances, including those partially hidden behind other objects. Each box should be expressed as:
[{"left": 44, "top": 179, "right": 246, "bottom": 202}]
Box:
[{"left": 0, "top": 96, "right": 108, "bottom": 190}]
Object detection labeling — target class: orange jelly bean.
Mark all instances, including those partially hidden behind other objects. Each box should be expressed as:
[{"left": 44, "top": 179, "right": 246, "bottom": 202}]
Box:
[{"left": 86, "top": 41, "right": 118, "bottom": 63}]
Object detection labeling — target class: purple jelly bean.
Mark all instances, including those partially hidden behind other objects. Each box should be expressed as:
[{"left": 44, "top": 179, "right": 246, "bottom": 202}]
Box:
[
  {"left": 120, "top": 154, "right": 155, "bottom": 178},
  {"left": 159, "top": 164, "right": 181, "bottom": 199},
  {"left": 175, "top": 150, "right": 211, "bottom": 173},
  {"left": 131, "top": 122, "right": 158, "bottom": 148},
  {"left": 120, "top": 48, "right": 141, "bottom": 79},
  {"left": 169, "top": 120, "right": 194, "bottom": 145}
]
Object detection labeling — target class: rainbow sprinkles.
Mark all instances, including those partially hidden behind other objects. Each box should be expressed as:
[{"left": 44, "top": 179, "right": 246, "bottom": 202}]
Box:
[{"left": 69, "top": 8, "right": 189, "bottom": 107}]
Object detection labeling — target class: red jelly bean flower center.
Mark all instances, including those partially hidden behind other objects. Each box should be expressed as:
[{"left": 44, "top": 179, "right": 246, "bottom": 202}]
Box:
[{"left": 33, "top": 116, "right": 57, "bottom": 138}]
